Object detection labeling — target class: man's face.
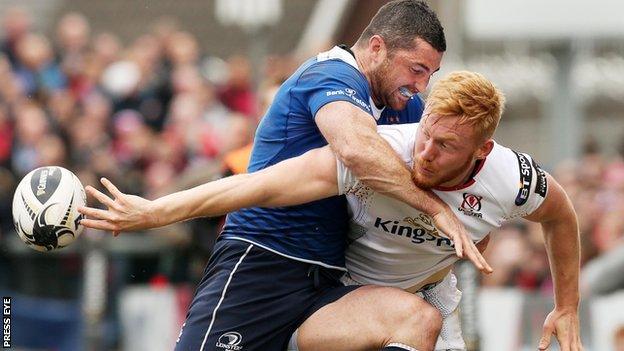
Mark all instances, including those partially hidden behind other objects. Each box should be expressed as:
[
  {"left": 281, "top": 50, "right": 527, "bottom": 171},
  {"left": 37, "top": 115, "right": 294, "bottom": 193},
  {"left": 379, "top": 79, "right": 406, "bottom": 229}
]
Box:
[
  {"left": 369, "top": 37, "right": 442, "bottom": 110},
  {"left": 412, "top": 112, "right": 486, "bottom": 189}
]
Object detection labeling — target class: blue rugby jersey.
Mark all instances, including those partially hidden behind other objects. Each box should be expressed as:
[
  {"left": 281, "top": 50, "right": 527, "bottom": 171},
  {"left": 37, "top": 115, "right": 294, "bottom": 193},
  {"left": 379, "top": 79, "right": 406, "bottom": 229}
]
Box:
[
  {"left": 221, "top": 46, "right": 424, "bottom": 269},
  {"left": 379, "top": 95, "right": 425, "bottom": 124}
]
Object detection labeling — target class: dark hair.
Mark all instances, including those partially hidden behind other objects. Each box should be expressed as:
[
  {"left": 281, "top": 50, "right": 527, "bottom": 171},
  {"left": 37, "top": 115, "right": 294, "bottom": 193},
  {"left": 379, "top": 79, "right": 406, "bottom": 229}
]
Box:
[{"left": 357, "top": 0, "right": 446, "bottom": 53}]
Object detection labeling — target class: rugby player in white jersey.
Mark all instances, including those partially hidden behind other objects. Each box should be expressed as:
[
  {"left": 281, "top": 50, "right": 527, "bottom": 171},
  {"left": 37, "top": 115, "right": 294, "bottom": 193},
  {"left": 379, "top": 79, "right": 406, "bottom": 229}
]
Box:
[{"left": 80, "top": 71, "right": 583, "bottom": 350}]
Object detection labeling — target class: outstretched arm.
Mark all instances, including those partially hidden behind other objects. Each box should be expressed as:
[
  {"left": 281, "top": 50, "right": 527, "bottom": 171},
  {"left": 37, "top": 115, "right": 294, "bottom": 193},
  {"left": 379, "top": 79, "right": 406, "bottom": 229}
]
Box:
[
  {"left": 524, "top": 174, "right": 583, "bottom": 351},
  {"left": 78, "top": 146, "right": 338, "bottom": 233}
]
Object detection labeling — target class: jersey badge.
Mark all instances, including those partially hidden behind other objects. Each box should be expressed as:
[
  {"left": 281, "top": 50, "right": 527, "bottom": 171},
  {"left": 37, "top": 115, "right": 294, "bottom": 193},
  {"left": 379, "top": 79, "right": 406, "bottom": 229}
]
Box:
[{"left": 458, "top": 193, "right": 483, "bottom": 218}]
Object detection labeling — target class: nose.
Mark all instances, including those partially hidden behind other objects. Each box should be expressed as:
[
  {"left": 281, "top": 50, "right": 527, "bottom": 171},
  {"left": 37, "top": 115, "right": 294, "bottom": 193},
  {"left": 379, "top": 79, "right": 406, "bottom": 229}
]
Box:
[{"left": 419, "top": 139, "right": 437, "bottom": 162}]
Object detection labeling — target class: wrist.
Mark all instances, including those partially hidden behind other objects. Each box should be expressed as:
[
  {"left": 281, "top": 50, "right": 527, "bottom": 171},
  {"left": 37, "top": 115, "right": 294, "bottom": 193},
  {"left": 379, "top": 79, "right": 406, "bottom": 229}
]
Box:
[
  {"left": 427, "top": 200, "right": 449, "bottom": 217},
  {"left": 555, "top": 302, "right": 579, "bottom": 313},
  {"left": 147, "top": 199, "right": 164, "bottom": 227}
]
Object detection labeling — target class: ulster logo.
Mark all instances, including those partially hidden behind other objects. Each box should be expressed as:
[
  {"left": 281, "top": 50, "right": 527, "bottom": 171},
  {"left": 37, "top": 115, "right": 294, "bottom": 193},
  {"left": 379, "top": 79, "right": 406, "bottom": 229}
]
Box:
[
  {"left": 459, "top": 193, "right": 483, "bottom": 218},
  {"left": 461, "top": 193, "right": 482, "bottom": 211}
]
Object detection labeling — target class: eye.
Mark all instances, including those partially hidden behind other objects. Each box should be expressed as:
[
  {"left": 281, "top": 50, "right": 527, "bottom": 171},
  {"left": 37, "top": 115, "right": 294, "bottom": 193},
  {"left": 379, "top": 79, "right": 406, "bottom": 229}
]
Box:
[
  {"left": 410, "top": 67, "right": 424, "bottom": 75},
  {"left": 439, "top": 142, "right": 447, "bottom": 149}
]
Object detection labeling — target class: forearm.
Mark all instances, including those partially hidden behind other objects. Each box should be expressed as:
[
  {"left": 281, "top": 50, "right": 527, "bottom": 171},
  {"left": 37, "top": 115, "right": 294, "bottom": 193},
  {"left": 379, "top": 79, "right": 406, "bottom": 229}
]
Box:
[
  {"left": 336, "top": 127, "right": 445, "bottom": 215},
  {"left": 151, "top": 173, "right": 265, "bottom": 226},
  {"left": 150, "top": 148, "right": 339, "bottom": 227},
  {"left": 316, "top": 102, "right": 446, "bottom": 216},
  {"left": 527, "top": 176, "right": 582, "bottom": 309},
  {"left": 542, "top": 217, "right": 581, "bottom": 309}
]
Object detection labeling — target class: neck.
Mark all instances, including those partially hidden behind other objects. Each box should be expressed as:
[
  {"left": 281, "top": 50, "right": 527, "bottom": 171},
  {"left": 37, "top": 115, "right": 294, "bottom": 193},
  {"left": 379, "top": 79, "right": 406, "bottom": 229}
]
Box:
[
  {"left": 351, "top": 45, "right": 383, "bottom": 107},
  {"left": 438, "top": 159, "right": 479, "bottom": 189}
]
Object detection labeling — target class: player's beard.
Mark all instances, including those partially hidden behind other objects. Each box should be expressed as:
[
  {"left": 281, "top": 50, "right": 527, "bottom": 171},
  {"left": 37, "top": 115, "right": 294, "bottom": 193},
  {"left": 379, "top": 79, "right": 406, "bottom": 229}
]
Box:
[
  {"left": 369, "top": 58, "right": 396, "bottom": 109},
  {"left": 412, "top": 156, "right": 475, "bottom": 190}
]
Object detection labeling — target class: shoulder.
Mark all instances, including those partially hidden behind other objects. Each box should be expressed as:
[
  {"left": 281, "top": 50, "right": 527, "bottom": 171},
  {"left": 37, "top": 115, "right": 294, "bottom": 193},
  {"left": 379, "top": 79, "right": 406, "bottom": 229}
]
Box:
[
  {"left": 289, "top": 56, "right": 369, "bottom": 99},
  {"left": 479, "top": 142, "right": 548, "bottom": 219},
  {"left": 298, "top": 59, "right": 367, "bottom": 88},
  {"left": 478, "top": 142, "right": 526, "bottom": 199},
  {"left": 376, "top": 123, "right": 419, "bottom": 163}
]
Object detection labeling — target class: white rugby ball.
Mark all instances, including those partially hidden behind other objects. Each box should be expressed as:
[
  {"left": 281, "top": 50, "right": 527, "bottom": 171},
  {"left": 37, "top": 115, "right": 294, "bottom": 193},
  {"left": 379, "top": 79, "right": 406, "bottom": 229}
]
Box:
[{"left": 12, "top": 166, "right": 86, "bottom": 252}]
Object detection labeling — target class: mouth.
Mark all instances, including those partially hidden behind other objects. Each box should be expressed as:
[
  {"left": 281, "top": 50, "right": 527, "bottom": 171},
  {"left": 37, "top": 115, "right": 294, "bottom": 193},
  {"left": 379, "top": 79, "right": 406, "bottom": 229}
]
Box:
[
  {"left": 398, "top": 87, "right": 415, "bottom": 100},
  {"left": 416, "top": 163, "right": 435, "bottom": 176}
]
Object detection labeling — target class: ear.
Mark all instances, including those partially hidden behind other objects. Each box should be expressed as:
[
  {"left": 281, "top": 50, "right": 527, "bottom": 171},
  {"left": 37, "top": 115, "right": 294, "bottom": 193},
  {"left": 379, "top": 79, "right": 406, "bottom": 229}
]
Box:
[
  {"left": 475, "top": 139, "right": 494, "bottom": 159},
  {"left": 368, "top": 35, "right": 387, "bottom": 63}
]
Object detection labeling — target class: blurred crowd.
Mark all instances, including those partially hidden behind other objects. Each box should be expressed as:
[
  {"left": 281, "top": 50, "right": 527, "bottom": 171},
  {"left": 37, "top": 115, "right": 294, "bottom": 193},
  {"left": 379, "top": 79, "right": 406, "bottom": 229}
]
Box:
[
  {"left": 0, "top": 7, "right": 301, "bottom": 286},
  {"left": 1, "top": 6, "right": 623, "bottom": 299}
]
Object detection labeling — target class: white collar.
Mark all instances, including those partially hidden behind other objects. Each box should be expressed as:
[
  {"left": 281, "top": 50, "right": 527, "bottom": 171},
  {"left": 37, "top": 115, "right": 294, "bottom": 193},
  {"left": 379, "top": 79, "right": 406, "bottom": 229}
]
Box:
[{"left": 317, "top": 46, "right": 359, "bottom": 70}]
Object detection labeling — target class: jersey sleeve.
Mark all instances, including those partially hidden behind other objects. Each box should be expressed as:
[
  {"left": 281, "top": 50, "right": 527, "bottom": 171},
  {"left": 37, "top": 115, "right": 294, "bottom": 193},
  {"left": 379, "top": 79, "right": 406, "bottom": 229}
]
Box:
[
  {"left": 485, "top": 144, "right": 549, "bottom": 220},
  {"left": 295, "top": 60, "right": 373, "bottom": 119},
  {"left": 506, "top": 151, "right": 549, "bottom": 219}
]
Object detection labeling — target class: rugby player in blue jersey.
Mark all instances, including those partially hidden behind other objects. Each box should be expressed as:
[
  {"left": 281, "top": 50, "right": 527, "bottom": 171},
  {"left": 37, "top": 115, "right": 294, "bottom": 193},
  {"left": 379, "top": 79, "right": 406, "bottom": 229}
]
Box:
[{"left": 79, "top": 1, "right": 493, "bottom": 350}]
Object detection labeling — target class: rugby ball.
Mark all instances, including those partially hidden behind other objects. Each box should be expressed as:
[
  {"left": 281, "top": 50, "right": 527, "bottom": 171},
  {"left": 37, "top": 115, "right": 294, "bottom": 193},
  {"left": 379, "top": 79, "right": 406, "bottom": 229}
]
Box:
[{"left": 12, "top": 166, "right": 86, "bottom": 252}]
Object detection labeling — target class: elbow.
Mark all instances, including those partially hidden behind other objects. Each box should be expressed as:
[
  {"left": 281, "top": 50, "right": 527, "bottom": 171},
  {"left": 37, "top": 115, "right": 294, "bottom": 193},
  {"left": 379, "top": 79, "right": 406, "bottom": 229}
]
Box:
[
  {"left": 328, "top": 124, "right": 379, "bottom": 170},
  {"left": 332, "top": 143, "right": 363, "bottom": 170}
]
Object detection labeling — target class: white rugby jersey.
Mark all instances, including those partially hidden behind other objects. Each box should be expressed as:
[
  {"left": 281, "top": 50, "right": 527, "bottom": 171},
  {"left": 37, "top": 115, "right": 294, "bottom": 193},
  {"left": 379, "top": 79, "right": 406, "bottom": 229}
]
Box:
[{"left": 337, "top": 123, "right": 549, "bottom": 289}]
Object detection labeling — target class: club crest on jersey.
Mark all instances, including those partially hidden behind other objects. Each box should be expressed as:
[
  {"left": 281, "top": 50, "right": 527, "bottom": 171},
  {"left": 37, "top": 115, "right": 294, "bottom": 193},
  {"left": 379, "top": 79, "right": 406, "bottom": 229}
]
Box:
[
  {"left": 458, "top": 193, "right": 483, "bottom": 218},
  {"left": 216, "top": 331, "right": 243, "bottom": 350}
]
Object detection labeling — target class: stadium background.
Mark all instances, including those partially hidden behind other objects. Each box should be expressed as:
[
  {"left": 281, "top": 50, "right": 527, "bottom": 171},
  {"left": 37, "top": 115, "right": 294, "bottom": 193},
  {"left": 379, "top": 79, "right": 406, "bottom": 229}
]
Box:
[{"left": 0, "top": 0, "right": 623, "bottom": 350}]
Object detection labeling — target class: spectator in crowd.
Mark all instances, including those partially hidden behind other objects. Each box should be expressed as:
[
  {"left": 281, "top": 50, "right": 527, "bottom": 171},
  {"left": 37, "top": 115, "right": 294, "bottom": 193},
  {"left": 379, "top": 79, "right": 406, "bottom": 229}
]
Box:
[
  {"left": 14, "top": 33, "right": 67, "bottom": 99},
  {"left": 11, "top": 102, "right": 54, "bottom": 175},
  {"left": 218, "top": 55, "right": 256, "bottom": 117},
  {"left": 581, "top": 138, "right": 624, "bottom": 296},
  {"left": 55, "top": 12, "right": 91, "bottom": 57},
  {"left": 1, "top": 6, "right": 32, "bottom": 66}
]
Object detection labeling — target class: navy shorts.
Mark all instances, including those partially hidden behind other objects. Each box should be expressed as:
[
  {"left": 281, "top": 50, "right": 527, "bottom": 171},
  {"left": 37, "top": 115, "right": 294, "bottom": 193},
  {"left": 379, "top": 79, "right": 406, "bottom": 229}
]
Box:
[{"left": 175, "top": 238, "right": 358, "bottom": 351}]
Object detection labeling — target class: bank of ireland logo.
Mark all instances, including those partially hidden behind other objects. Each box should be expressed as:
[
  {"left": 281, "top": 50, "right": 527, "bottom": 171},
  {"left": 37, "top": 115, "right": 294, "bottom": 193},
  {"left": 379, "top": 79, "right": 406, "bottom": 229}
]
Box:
[
  {"left": 216, "top": 331, "right": 243, "bottom": 350},
  {"left": 461, "top": 193, "right": 482, "bottom": 211},
  {"left": 344, "top": 88, "right": 356, "bottom": 97}
]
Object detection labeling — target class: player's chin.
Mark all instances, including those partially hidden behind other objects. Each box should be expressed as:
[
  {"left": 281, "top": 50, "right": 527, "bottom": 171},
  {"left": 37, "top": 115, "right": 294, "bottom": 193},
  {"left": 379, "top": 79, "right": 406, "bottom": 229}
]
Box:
[
  {"left": 412, "top": 174, "right": 435, "bottom": 190},
  {"left": 388, "top": 95, "right": 408, "bottom": 111}
]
